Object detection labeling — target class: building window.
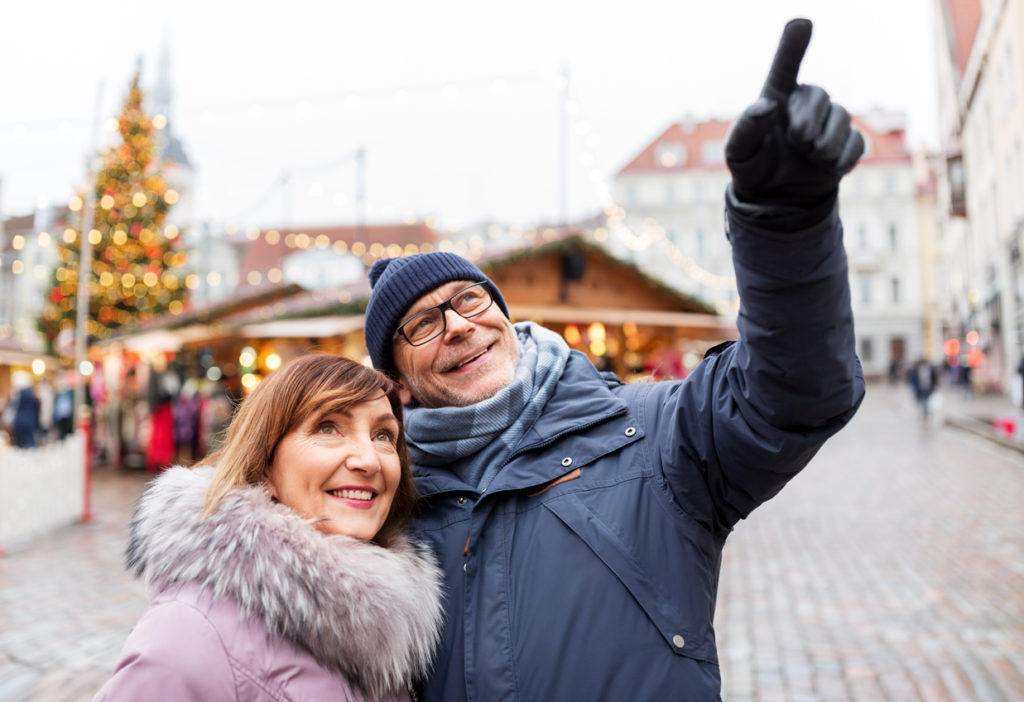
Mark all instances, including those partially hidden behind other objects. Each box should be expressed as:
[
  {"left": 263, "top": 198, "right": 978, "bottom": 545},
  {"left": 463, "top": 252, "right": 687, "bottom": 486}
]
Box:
[
  {"left": 700, "top": 140, "right": 724, "bottom": 165},
  {"left": 859, "top": 273, "right": 873, "bottom": 306},
  {"left": 891, "top": 276, "right": 900, "bottom": 304},
  {"left": 860, "top": 336, "right": 874, "bottom": 362},
  {"left": 888, "top": 224, "right": 898, "bottom": 251},
  {"left": 664, "top": 182, "right": 676, "bottom": 204},
  {"left": 695, "top": 228, "right": 705, "bottom": 257},
  {"left": 858, "top": 223, "right": 869, "bottom": 250},
  {"left": 948, "top": 154, "right": 966, "bottom": 217},
  {"left": 656, "top": 142, "right": 685, "bottom": 168}
]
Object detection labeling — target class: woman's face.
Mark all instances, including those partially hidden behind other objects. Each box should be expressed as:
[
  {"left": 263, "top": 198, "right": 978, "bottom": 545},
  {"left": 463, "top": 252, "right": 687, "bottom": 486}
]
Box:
[{"left": 268, "top": 393, "right": 402, "bottom": 541}]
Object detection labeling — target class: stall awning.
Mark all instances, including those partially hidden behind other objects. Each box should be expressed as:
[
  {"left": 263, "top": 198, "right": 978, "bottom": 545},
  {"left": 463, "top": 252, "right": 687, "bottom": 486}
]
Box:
[
  {"left": 0, "top": 349, "right": 59, "bottom": 369},
  {"left": 509, "top": 305, "right": 736, "bottom": 334},
  {"left": 238, "top": 316, "right": 365, "bottom": 339},
  {"left": 114, "top": 325, "right": 216, "bottom": 353}
]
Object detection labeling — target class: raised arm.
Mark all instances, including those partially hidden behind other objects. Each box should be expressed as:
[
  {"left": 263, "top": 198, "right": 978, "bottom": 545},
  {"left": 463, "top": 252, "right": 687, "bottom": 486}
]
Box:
[
  {"left": 722, "top": 18, "right": 865, "bottom": 424},
  {"left": 657, "top": 20, "right": 866, "bottom": 530}
]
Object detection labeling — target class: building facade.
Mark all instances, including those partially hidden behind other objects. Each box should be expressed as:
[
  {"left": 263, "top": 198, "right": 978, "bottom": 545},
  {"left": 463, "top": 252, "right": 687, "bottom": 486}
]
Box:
[
  {"left": 610, "top": 118, "right": 736, "bottom": 315},
  {"left": 611, "top": 112, "right": 926, "bottom": 379},
  {"left": 933, "top": 0, "right": 1024, "bottom": 390},
  {"left": 0, "top": 206, "right": 65, "bottom": 351}
]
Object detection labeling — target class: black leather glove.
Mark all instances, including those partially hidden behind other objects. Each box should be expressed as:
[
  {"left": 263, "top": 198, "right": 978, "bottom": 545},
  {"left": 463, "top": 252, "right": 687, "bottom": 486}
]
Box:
[{"left": 726, "top": 19, "right": 864, "bottom": 227}]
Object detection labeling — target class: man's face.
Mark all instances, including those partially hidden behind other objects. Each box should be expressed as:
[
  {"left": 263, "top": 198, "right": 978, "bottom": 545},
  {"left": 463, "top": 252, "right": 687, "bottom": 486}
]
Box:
[{"left": 394, "top": 280, "right": 519, "bottom": 408}]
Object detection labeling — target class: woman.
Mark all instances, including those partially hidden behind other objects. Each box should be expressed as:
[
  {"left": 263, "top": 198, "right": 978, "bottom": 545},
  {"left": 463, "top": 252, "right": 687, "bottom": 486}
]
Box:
[{"left": 94, "top": 354, "right": 444, "bottom": 701}]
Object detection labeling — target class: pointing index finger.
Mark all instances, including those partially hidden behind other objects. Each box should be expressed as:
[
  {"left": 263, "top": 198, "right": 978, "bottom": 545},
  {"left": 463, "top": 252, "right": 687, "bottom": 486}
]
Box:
[{"left": 760, "top": 18, "right": 812, "bottom": 101}]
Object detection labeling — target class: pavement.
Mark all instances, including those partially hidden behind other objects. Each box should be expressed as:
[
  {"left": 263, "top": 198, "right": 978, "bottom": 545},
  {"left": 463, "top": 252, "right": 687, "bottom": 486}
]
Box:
[
  {"left": 715, "top": 383, "right": 1024, "bottom": 702},
  {"left": 936, "top": 385, "right": 1024, "bottom": 454},
  {"left": 0, "top": 380, "right": 1022, "bottom": 701},
  {"left": 0, "top": 468, "right": 149, "bottom": 702}
]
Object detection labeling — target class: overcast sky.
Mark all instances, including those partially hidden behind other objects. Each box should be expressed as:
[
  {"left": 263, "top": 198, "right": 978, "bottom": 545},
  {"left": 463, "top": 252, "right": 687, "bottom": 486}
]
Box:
[{"left": 2, "top": 0, "right": 938, "bottom": 233}]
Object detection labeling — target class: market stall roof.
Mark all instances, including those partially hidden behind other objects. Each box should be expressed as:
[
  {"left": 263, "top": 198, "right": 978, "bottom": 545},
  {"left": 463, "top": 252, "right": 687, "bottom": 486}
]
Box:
[
  {"left": 0, "top": 338, "right": 59, "bottom": 369},
  {"left": 91, "top": 231, "right": 736, "bottom": 352},
  {"left": 480, "top": 234, "right": 717, "bottom": 313},
  {"left": 238, "top": 316, "right": 364, "bottom": 339},
  {"left": 99, "top": 282, "right": 306, "bottom": 349},
  {"left": 116, "top": 326, "right": 216, "bottom": 353},
  {"left": 508, "top": 305, "right": 735, "bottom": 333},
  {"left": 259, "top": 232, "right": 723, "bottom": 323},
  {"left": 213, "top": 279, "right": 370, "bottom": 327}
]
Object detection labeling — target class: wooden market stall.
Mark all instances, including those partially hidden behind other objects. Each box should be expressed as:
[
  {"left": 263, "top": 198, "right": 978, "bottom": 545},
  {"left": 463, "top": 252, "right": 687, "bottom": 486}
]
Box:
[{"left": 480, "top": 235, "right": 737, "bottom": 380}]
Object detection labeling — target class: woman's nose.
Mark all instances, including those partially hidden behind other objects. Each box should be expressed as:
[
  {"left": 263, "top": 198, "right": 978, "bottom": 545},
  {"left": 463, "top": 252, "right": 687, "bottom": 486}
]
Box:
[{"left": 345, "top": 439, "right": 381, "bottom": 475}]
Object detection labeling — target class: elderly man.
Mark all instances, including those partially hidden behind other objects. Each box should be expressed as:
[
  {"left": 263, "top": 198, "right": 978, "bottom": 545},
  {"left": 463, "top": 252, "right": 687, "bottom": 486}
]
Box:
[{"left": 363, "top": 19, "right": 864, "bottom": 701}]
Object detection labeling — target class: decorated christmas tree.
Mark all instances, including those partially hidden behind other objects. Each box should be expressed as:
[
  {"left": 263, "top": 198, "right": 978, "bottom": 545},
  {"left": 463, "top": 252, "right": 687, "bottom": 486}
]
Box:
[{"left": 41, "top": 67, "right": 187, "bottom": 351}]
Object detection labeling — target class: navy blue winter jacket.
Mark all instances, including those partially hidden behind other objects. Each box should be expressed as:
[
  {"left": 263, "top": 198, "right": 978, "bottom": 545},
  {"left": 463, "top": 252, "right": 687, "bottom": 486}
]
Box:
[{"left": 411, "top": 203, "right": 865, "bottom": 701}]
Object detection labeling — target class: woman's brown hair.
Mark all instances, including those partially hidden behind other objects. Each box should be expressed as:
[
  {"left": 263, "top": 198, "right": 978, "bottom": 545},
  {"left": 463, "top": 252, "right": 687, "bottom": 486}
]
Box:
[{"left": 198, "top": 353, "right": 416, "bottom": 548}]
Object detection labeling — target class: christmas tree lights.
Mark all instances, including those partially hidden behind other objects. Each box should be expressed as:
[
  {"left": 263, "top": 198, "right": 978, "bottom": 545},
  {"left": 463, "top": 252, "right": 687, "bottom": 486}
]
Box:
[{"left": 40, "top": 68, "right": 187, "bottom": 352}]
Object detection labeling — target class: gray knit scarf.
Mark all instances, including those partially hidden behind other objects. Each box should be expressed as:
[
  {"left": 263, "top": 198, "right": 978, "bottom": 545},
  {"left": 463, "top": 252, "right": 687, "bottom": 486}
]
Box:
[{"left": 403, "top": 322, "right": 570, "bottom": 491}]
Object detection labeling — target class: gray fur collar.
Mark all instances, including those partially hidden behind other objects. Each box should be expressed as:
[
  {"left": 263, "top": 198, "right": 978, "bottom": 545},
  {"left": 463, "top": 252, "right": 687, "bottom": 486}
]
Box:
[{"left": 127, "top": 465, "right": 443, "bottom": 698}]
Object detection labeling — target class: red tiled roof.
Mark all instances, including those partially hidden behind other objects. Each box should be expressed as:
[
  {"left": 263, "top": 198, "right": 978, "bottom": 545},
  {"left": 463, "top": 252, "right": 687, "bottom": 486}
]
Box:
[
  {"left": 945, "top": 0, "right": 982, "bottom": 76},
  {"left": 2, "top": 214, "right": 37, "bottom": 232},
  {"left": 237, "top": 222, "right": 440, "bottom": 277},
  {"left": 2, "top": 206, "right": 73, "bottom": 234},
  {"left": 618, "top": 119, "right": 732, "bottom": 174},
  {"left": 618, "top": 112, "right": 908, "bottom": 176},
  {"left": 852, "top": 115, "right": 910, "bottom": 164}
]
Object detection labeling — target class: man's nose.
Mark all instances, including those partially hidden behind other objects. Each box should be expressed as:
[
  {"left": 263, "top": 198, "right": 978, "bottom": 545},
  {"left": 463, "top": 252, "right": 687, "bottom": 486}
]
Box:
[{"left": 441, "top": 307, "right": 474, "bottom": 339}]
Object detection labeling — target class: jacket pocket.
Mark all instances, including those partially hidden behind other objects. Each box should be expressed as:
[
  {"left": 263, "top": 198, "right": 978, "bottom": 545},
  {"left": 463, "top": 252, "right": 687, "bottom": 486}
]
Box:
[
  {"left": 543, "top": 491, "right": 718, "bottom": 664},
  {"left": 526, "top": 468, "right": 581, "bottom": 497}
]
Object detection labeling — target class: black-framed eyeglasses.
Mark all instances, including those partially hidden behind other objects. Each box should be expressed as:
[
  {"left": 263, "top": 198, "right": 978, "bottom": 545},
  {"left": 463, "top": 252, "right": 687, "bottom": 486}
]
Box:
[{"left": 394, "top": 281, "right": 495, "bottom": 346}]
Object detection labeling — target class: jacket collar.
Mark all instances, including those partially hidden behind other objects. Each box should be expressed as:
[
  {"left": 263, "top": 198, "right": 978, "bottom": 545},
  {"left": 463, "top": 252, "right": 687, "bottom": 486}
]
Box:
[
  {"left": 415, "top": 351, "right": 630, "bottom": 497},
  {"left": 128, "top": 466, "right": 443, "bottom": 699}
]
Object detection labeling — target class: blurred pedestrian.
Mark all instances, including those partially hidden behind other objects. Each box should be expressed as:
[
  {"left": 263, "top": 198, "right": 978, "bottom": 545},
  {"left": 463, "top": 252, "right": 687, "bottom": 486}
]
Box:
[
  {"left": 145, "top": 366, "right": 178, "bottom": 473},
  {"left": 198, "top": 378, "right": 235, "bottom": 454},
  {"left": 1014, "top": 355, "right": 1024, "bottom": 409},
  {"left": 956, "top": 353, "right": 974, "bottom": 397},
  {"left": 907, "top": 357, "right": 938, "bottom": 419},
  {"left": 888, "top": 357, "right": 903, "bottom": 386},
  {"left": 172, "top": 377, "right": 202, "bottom": 463},
  {"left": 52, "top": 378, "right": 74, "bottom": 440},
  {"left": 36, "top": 377, "right": 54, "bottom": 443},
  {"left": 11, "top": 373, "right": 42, "bottom": 449},
  {"left": 93, "top": 354, "right": 442, "bottom": 701}
]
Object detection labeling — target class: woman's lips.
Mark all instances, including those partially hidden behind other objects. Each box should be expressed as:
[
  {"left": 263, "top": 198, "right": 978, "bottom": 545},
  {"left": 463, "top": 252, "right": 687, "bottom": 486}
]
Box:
[{"left": 326, "top": 488, "right": 376, "bottom": 509}]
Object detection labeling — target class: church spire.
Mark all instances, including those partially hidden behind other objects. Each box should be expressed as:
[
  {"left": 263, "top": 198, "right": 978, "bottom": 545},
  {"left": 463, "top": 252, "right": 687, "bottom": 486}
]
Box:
[
  {"left": 153, "top": 35, "right": 173, "bottom": 123},
  {"left": 151, "top": 36, "right": 192, "bottom": 169}
]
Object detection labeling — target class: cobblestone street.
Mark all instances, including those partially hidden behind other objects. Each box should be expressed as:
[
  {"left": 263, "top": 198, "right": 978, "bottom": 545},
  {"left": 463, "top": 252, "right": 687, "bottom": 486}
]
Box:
[
  {"left": 716, "top": 384, "right": 1024, "bottom": 701},
  {"left": 1, "top": 382, "right": 1022, "bottom": 701},
  {"left": 0, "top": 468, "right": 148, "bottom": 702}
]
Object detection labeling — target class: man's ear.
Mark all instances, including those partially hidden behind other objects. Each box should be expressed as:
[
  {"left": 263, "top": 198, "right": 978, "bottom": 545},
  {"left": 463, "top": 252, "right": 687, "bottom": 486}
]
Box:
[{"left": 399, "top": 384, "right": 413, "bottom": 406}]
